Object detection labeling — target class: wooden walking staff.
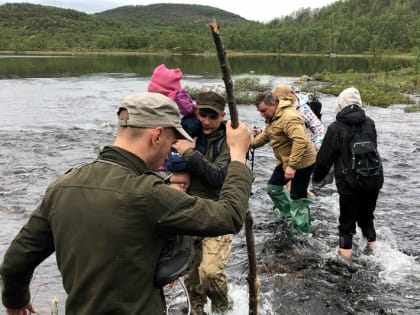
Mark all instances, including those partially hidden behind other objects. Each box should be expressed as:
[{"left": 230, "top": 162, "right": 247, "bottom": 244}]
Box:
[{"left": 209, "top": 19, "right": 259, "bottom": 315}]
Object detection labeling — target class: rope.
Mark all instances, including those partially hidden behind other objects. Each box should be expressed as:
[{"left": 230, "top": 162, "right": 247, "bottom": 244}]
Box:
[{"left": 166, "top": 278, "right": 191, "bottom": 315}]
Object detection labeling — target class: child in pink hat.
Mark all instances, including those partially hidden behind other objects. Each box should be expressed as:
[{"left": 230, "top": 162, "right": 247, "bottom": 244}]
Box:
[
  {"left": 148, "top": 64, "right": 195, "bottom": 117},
  {"left": 148, "top": 64, "right": 183, "bottom": 100},
  {"left": 148, "top": 64, "right": 204, "bottom": 192}
]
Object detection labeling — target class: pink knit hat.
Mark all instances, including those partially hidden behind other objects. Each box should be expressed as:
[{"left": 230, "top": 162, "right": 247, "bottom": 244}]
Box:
[{"left": 147, "top": 64, "right": 183, "bottom": 100}]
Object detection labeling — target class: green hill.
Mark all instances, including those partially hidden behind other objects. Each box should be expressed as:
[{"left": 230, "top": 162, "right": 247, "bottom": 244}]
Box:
[
  {"left": 0, "top": 3, "right": 124, "bottom": 32},
  {"left": 0, "top": 1, "right": 418, "bottom": 54},
  {"left": 0, "top": 2, "right": 250, "bottom": 52},
  {"left": 96, "top": 3, "right": 247, "bottom": 27}
]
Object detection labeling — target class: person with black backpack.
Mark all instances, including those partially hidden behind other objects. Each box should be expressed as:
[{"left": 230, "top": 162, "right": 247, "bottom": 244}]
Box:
[{"left": 312, "top": 87, "right": 384, "bottom": 259}]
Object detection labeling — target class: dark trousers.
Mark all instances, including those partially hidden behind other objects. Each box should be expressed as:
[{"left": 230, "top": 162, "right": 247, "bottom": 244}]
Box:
[
  {"left": 338, "top": 191, "right": 379, "bottom": 244},
  {"left": 268, "top": 164, "right": 314, "bottom": 200}
]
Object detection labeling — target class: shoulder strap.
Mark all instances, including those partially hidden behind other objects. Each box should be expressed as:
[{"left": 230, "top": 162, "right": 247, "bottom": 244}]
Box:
[
  {"left": 335, "top": 121, "right": 355, "bottom": 173},
  {"left": 213, "top": 137, "right": 226, "bottom": 157}
]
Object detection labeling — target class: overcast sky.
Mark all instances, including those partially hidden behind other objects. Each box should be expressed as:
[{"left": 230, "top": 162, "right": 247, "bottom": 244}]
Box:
[{"left": 0, "top": 0, "right": 339, "bottom": 22}]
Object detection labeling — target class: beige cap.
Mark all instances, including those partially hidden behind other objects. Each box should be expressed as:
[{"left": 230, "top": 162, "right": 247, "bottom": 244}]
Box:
[
  {"left": 334, "top": 87, "right": 362, "bottom": 113},
  {"left": 118, "top": 92, "right": 192, "bottom": 141},
  {"left": 273, "top": 84, "right": 295, "bottom": 101}
]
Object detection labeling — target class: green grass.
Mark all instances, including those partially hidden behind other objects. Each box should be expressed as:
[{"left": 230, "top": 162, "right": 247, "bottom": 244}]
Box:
[
  {"left": 310, "top": 67, "right": 418, "bottom": 108},
  {"left": 404, "top": 104, "right": 420, "bottom": 113},
  {"left": 186, "top": 77, "right": 272, "bottom": 105},
  {"left": 185, "top": 67, "right": 419, "bottom": 111}
]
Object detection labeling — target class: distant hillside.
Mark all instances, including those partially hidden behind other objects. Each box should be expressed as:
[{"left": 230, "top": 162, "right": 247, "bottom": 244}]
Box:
[
  {"left": 96, "top": 3, "right": 248, "bottom": 27},
  {"left": 260, "top": 0, "right": 419, "bottom": 53},
  {"left": 0, "top": 1, "right": 418, "bottom": 54},
  {"left": 0, "top": 3, "right": 124, "bottom": 32}
]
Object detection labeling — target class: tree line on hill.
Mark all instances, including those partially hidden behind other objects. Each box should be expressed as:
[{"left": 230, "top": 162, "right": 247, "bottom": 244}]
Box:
[{"left": 0, "top": 0, "right": 418, "bottom": 54}]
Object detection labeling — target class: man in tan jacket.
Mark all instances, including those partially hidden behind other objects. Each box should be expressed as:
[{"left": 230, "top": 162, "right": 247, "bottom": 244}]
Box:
[{"left": 252, "top": 86, "right": 316, "bottom": 233}]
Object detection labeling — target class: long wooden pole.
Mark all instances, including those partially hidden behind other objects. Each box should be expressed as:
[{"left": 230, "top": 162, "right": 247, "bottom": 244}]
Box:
[
  {"left": 209, "top": 19, "right": 259, "bottom": 315},
  {"left": 209, "top": 19, "right": 239, "bottom": 129}
]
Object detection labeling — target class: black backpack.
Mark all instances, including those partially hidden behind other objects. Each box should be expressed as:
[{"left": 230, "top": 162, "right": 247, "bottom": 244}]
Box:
[
  {"left": 337, "top": 121, "right": 384, "bottom": 192},
  {"left": 155, "top": 234, "right": 196, "bottom": 287}
]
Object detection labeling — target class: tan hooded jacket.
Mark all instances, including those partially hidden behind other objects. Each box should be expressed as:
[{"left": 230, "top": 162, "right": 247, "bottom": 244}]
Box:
[{"left": 252, "top": 99, "right": 316, "bottom": 170}]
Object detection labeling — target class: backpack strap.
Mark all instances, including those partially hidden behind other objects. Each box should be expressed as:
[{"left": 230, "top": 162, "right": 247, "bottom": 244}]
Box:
[
  {"left": 335, "top": 121, "right": 356, "bottom": 174},
  {"left": 213, "top": 137, "right": 226, "bottom": 158}
]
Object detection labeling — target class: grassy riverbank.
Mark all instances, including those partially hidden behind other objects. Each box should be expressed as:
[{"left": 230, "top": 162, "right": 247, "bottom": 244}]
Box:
[
  {"left": 307, "top": 66, "right": 419, "bottom": 109},
  {"left": 188, "top": 65, "right": 419, "bottom": 112}
]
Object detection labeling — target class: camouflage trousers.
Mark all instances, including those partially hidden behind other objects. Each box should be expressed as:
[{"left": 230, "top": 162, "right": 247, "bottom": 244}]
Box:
[{"left": 184, "top": 234, "right": 233, "bottom": 312}]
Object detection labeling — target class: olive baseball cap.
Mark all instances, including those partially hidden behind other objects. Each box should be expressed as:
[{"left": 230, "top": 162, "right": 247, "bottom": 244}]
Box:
[
  {"left": 196, "top": 91, "right": 226, "bottom": 115},
  {"left": 118, "top": 92, "right": 192, "bottom": 141}
]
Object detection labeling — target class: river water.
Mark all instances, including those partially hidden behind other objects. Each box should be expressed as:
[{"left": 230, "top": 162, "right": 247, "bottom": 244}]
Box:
[{"left": 0, "top": 74, "right": 419, "bottom": 315}]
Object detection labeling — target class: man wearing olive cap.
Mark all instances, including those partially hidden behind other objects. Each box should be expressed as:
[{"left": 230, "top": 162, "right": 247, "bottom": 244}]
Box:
[
  {"left": 0, "top": 92, "right": 252, "bottom": 315},
  {"left": 173, "top": 91, "right": 233, "bottom": 314}
]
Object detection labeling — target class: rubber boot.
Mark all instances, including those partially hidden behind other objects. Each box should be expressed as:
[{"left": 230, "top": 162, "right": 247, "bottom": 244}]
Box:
[
  {"left": 267, "top": 184, "right": 291, "bottom": 220},
  {"left": 289, "top": 198, "right": 312, "bottom": 234}
]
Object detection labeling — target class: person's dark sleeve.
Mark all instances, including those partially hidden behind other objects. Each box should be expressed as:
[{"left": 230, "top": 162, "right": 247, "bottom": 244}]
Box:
[
  {"left": 182, "top": 140, "right": 230, "bottom": 189},
  {"left": 1, "top": 203, "right": 54, "bottom": 309},
  {"left": 152, "top": 161, "right": 252, "bottom": 236},
  {"left": 312, "top": 125, "right": 338, "bottom": 182}
]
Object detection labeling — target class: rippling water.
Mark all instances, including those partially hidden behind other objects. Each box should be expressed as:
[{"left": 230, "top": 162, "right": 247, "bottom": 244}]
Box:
[{"left": 1, "top": 75, "right": 419, "bottom": 314}]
